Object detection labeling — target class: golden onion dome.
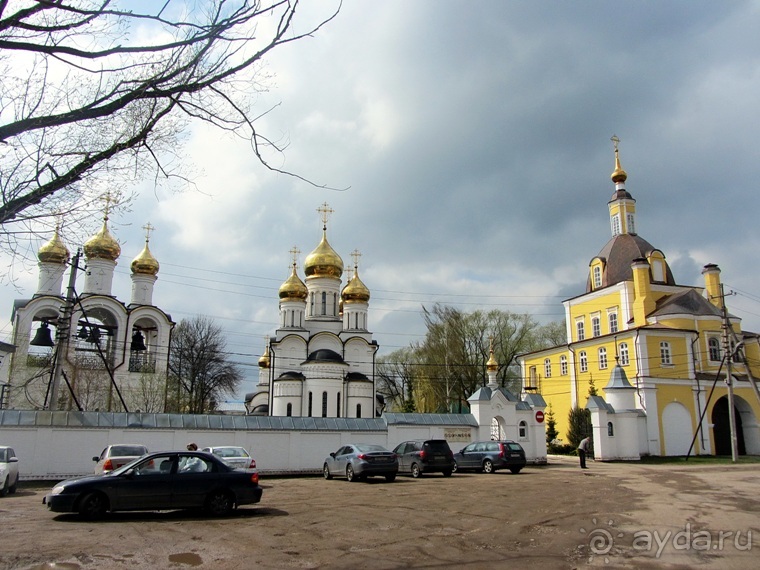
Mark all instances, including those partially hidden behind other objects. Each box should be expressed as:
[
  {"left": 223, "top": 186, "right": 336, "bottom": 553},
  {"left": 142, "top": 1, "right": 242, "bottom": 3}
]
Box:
[
  {"left": 341, "top": 268, "right": 370, "bottom": 303},
  {"left": 83, "top": 220, "right": 121, "bottom": 261},
  {"left": 486, "top": 348, "right": 499, "bottom": 372},
  {"left": 38, "top": 228, "right": 69, "bottom": 264},
  {"left": 304, "top": 231, "right": 343, "bottom": 279},
  {"left": 611, "top": 148, "right": 627, "bottom": 184},
  {"left": 131, "top": 240, "right": 160, "bottom": 276},
  {"left": 258, "top": 344, "right": 271, "bottom": 368},
  {"left": 279, "top": 264, "right": 308, "bottom": 300}
]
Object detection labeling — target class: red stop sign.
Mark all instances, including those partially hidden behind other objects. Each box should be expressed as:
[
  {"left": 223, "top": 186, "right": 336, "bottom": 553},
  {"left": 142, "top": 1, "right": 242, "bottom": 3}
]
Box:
[{"left": 535, "top": 410, "right": 545, "bottom": 423}]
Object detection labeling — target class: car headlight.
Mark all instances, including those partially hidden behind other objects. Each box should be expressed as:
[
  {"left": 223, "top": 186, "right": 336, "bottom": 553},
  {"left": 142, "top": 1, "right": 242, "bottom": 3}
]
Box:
[{"left": 51, "top": 485, "right": 67, "bottom": 495}]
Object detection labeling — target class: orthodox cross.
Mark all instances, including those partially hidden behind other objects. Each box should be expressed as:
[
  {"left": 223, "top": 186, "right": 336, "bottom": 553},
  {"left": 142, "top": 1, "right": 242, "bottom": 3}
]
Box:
[
  {"left": 317, "top": 202, "right": 333, "bottom": 230},
  {"left": 611, "top": 134, "right": 620, "bottom": 152},
  {"left": 350, "top": 249, "right": 362, "bottom": 269},
  {"left": 289, "top": 246, "right": 301, "bottom": 270},
  {"left": 142, "top": 222, "right": 155, "bottom": 243}
]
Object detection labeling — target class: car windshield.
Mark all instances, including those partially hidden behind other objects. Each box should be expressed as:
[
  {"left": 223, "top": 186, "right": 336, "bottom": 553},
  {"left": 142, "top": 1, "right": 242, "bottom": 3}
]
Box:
[
  {"left": 215, "top": 447, "right": 248, "bottom": 458},
  {"left": 110, "top": 445, "right": 148, "bottom": 457},
  {"left": 354, "top": 444, "right": 388, "bottom": 453},
  {"left": 109, "top": 455, "right": 150, "bottom": 476}
]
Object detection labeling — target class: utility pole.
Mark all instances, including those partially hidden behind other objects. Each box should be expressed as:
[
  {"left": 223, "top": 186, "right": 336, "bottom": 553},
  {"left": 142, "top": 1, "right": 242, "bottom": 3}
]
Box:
[
  {"left": 719, "top": 284, "right": 739, "bottom": 463},
  {"left": 47, "top": 249, "right": 82, "bottom": 411}
]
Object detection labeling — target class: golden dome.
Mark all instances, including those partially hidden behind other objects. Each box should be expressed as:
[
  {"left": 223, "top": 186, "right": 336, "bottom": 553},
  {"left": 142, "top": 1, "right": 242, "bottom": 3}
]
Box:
[
  {"left": 611, "top": 148, "right": 627, "bottom": 184},
  {"left": 258, "top": 344, "right": 271, "bottom": 368},
  {"left": 84, "top": 220, "right": 121, "bottom": 261},
  {"left": 304, "top": 231, "right": 343, "bottom": 279},
  {"left": 342, "top": 267, "right": 370, "bottom": 303},
  {"left": 279, "top": 264, "right": 308, "bottom": 300},
  {"left": 38, "top": 228, "right": 69, "bottom": 264},
  {"left": 486, "top": 348, "right": 499, "bottom": 372},
  {"left": 131, "top": 240, "right": 159, "bottom": 276}
]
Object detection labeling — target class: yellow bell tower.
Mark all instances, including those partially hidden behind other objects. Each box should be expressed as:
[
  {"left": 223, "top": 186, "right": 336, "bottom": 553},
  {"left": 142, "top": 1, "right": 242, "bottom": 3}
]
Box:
[{"left": 608, "top": 135, "right": 637, "bottom": 237}]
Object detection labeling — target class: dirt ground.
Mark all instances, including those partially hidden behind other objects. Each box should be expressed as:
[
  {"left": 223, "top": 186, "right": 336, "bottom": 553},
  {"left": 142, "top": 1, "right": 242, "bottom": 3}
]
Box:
[{"left": 1, "top": 455, "right": 758, "bottom": 569}]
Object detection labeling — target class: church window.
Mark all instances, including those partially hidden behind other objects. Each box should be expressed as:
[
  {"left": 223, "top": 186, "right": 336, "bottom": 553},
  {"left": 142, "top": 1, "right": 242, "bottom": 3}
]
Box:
[
  {"left": 308, "top": 392, "right": 313, "bottom": 417},
  {"left": 652, "top": 260, "right": 664, "bottom": 282},
  {"left": 322, "top": 391, "right": 328, "bottom": 417},
  {"left": 529, "top": 366, "right": 537, "bottom": 386},
  {"left": 336, "top": 392, "right": 341, "bottom": 417},
  {"left": 286, "top": 403, "right": 293, "bottom": 417},
  {"left": 544, "top": 359, "right": 551, "bottom": 378},
  {"left": 356, "top": 403, "right": 362, "bottom": 418},
  {"left": 611, "top": 214, "right": 621, "bottom": 236},
  {"left": 576, "top": 319, "right": 585, "bottom": 341},
  {"left": 593, "top": 266, "right": 602, "bottom": 289},
  {"left": 560, "top": 355, "right": 568, "bottom": 375},
  {"left": 592, "top": 315, "right": 601, "bottom": 337},
  {"left": 608, "top": 421, "right": 614, "bottom": 437},
  {"left": 599, "top": 347, "right": 608, "bottom": 370},
  {"left": 708, "top": 337, "right": 721, "bottom": 362},
  {"left": 518, "top": 420, "right": 528, "bottom": 440},
  {"left": 321, "top": 292, "right": 327, "bottom": 315},
  {"left": 620, "top": 343, "right": 629, "bottom": 366},
  {"left": 579, "top": 351, "right": 588, "bottom": 372},
  {"left": 608, "top": 310, "right": 618, "bottom": 334},
  {"left": 627, "top": 213, "right": 635, "bottom": 234},
  {"left": 660, "top": 342, "right": 672, "bottom": 365},
  {"left": 310, "top": 293, "right": 315, "bottom": 315},
  {"left": 333, "top": 293, "right": 338, "bottom": 315}
]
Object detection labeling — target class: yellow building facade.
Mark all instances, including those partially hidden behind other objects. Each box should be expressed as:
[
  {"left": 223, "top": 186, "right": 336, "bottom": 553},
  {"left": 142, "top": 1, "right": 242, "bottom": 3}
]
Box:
[{"left": 517, "top": 143, "right": 760, "bottom": 456}]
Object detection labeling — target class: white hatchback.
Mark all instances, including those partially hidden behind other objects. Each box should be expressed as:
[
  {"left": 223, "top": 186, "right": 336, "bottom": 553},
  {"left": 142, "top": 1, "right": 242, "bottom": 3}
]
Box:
[
  {"left": 201, "top": 446, "right": 256, "bottom": 470},
  {"left": 0, "top": 446, "right": 19, "bottom": 496}
]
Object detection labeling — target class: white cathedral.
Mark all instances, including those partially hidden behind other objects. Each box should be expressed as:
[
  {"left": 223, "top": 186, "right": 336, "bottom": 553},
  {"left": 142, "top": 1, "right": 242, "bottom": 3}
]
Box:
[{"left": 246, "top": 204, "right": 381, "bottom": 418}]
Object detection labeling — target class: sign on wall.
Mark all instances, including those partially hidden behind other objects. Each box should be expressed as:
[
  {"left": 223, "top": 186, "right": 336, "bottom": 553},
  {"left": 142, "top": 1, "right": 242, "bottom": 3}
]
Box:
[{"left": 443, "top": 428, "right": 472, "bottom": 442}]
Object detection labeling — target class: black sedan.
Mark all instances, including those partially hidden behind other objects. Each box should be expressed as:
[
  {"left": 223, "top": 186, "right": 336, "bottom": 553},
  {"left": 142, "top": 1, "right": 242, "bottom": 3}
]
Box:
[{"left": 44, "top": 450, "right": 263, "bottom": 519}]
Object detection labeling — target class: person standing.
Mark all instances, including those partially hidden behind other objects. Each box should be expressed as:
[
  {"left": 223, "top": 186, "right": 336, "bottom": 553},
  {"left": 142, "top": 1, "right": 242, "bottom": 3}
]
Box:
[{"left": 578, "top": 436, "right": 591, "bottom": 469}]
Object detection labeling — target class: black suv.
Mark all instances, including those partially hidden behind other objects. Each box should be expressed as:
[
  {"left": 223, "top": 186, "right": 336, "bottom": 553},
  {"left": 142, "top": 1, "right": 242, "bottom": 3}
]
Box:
[
  {"left": 453, "top": 440, "right": 526, "bottom": 474},
  {"left": 392, "top": 439, "right": 455, "bottom": 478}
]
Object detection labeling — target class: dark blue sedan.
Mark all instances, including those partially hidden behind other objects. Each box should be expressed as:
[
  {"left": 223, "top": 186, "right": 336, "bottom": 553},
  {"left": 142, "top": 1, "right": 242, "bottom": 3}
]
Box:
[{"left": 44, "top": 450, "right": 263, "bottom": 519}]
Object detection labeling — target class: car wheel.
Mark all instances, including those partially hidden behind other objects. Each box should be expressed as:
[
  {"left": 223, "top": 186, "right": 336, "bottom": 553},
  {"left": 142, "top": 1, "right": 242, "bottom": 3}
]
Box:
[
  {"left": 323, "top": 463, "right": 333, "bottom": 480},
  {"left": 482, "top": 459, "right": 494, "bottom": 474},
  {"left": 510, "top": 467, "right": 522, "bottom": 474},
  {"left": 452, "top": 461, "right": 458, "bottom": 473},
  {"left": 78, "top": 492, "right": 107, "bottom": 520},
  {"left": 8, "top": 476, "right": 17, "bottom": 494},
  {"left": 385, "top": 473, "right": 396, "bottom": 482},
  {"left": 346, "top": 464, "right": 356, "bottom": 482},
  {"left": 411, "top": 463, "right": 422, "bottom": 478},
  {"left": 206, "top": 490, "right": 234, "bottom": 516},
  {"left": 442, "top": 470, "right": 452, "bottom": 477},
  {"left": 0, "top": 477, "right": 7, "bottom": 497}
]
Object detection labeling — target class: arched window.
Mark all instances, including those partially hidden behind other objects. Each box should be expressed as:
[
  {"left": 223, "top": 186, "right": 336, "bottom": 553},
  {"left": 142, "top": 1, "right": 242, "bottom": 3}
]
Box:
[
  {"left": 593, "top": 265, "right": 602, "bottom": 289},
  {"left": 608, "top": 311, "right": 618, "bottom": 334},
  {"left": 591, "top": 315, "right": 601, "bottom": 337},
  {"left": 560, "top": 355, "right": 568, "bottom": 375},
  {"left": 607, "top": 421, "right": 614, "bottom": 437},
  {"left": 576, "top": 319, "right": 585, "bottom": 341},
  {"left": 286, "top": 403, "right": 293, "bottom": 417},
  {"left": 518, "top": 420, "right": 528, "bottom": 440},
  {"left": 308, "top": 392, "right": 313, "bottom": 417},
  {"left": 336, "top": 392, "right": 341, "bottom": 418},
  {"left": 598, "top": 347, "right": 608, "bottom": 370},
  {"left": 321, "top": 292, "right": 327, "bottom": 315},
  {"left": 660, "top": 342, "right": 672, "bottom": 365},
  {"left": 579, "top": 351, "right": 588, "bottom": 373},
  {"left": 356, "top": 403, "right": 362, "bottom": 418},
  {"left": 611, "top": 214, "right": 621, "bottom": 236},
  {"left": 619, "top": 343, "right": 629, "bottom": 366},
  {"left": 544, "top": 358, "right": 551, "bottom": 378},
  {"left": 321, "top": 391, "right": 328, "bottom": 417},
  {"left": 708, "top": 337, "right": 721, "bottom": 362},
  {"left": 333, "top": 293, "right": 338, "bottom": 316},
  {"left": 626, "top": 213, "right": 635, "bottom": 234}
]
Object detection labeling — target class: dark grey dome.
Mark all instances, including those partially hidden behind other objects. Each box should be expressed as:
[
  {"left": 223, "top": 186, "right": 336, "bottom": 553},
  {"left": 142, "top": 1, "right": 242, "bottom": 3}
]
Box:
[{"left": 587, "top": 234, "right": 675, "bottom": 292}]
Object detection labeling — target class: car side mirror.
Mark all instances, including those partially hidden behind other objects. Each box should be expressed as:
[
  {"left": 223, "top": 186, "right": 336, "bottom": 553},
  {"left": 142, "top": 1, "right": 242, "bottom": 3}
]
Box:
[
  {"left": 92, "top": 456, "right": 99, "bottom": 462},
  {"left": 9, "top": 457, "right": 18, "bottom": 463},
  {"left": 330, "top": 452, "right": 336, "bottom": 458}
]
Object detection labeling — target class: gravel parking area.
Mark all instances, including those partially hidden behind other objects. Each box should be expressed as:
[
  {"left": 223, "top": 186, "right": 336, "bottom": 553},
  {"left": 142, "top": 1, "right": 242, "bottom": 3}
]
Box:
[{"left": 1, "top": 456, "right": 758, "bottom": 569}]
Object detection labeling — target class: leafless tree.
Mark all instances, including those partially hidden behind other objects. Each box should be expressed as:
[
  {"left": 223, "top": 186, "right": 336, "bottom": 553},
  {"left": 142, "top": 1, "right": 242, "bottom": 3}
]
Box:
[
  {"left": 0, "top": 0, "right": 340, "bottom": 262},
  {"left": 168, "top": 315, "right": 242, "bottom": 413}
]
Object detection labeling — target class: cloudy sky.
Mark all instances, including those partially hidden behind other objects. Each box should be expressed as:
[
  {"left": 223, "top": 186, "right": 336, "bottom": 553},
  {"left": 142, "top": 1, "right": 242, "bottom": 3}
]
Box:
[{"left": 3, "top": 1, "right": 760, "bottom": 404}]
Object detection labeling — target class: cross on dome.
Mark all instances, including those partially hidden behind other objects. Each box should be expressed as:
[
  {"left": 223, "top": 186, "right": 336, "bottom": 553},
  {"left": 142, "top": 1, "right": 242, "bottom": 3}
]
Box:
[{"left": 317, "top": 202, "right": 334, "bottom": 230}]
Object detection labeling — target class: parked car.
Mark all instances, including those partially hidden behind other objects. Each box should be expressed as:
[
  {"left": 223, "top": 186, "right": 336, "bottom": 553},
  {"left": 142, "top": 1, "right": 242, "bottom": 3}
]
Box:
[
  {"left": 201, "top": 446, "right": 256, "bottom": 470},
  {"left": 93, "top": 444, "right": 149, "bottom": 474},
  {"left": 453, "top": 440, "right": 526, "bottom": 474},
  {"left": 0, "top": 446, "right": 20, "bottom": 497},
  {"left": 323, "top": 443, "right": 398, "bottom": 482},
  {"left": 45, "top": 450, "right": 263, "bottom": 519},
  {"left": 392, "top": 439, "right": 455, "bottom": 478}
]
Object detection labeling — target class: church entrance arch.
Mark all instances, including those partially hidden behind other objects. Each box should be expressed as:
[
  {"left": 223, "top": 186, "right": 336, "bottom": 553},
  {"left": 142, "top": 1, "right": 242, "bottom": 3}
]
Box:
[
  {"left": 490, "top": 416, "right": 506, "bottom": 441},
  {"left": 662, "top": 402, "right": 692, "bottom": 456},
  {"left": 710, "top": 395, "right": 758, "bottom": 456}
]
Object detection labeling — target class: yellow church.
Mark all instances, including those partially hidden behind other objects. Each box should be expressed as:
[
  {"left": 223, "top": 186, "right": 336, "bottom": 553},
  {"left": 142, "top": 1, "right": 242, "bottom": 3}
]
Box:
[{"left": 517, "top": 140, "right": 760, "bottom": 457}]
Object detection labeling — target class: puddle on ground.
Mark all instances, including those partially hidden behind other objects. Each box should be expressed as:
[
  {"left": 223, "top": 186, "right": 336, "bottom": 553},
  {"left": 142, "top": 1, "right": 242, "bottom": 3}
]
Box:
[
  {"left": 28, "top": 562, "right": 82, "bottom": 570},
  {"left": 168, "top": 552, "right": 203, "bottom": 566}
]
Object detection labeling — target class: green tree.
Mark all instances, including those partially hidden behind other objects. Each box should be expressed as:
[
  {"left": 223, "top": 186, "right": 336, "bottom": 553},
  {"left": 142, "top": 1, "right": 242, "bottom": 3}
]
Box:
[
  {"left": 566, "top": 406, "right": 592, "bottom": 449},
  {"left": 168, "top": 315, "right": 242, "bottom": 414},
  {"left": 545, "top": 404, "right": 559, "bottom": 444},
  {"left": 588, "top": 377, "right": 598, "bottom": 397}
]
